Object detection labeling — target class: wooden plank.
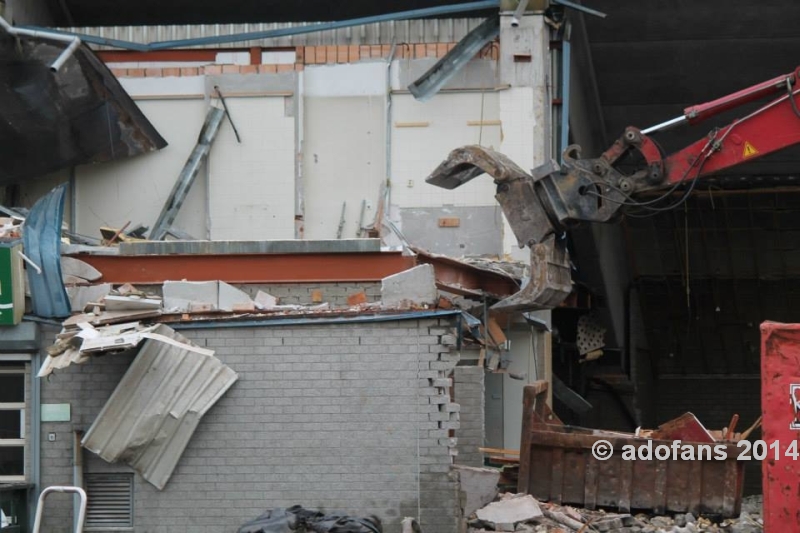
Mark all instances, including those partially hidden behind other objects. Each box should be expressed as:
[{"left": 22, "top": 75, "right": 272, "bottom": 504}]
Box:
[
  {"left": 394, "top": 121, "right": 430, "bottom": 128},
  {"left": 479, "top": 447, "right": 519, "bottom": 456},
  {"left": 438, "top": 217, "right": 461, "bottom": 228},
  {"left": 467, "top": 120, "right": 502, "bottom": 126},
  {"left": 486, "top": 317, "right": 507, "bottom": 347},
  {"left": 518, "top": 382, "right": 548, "bottom": 494}
]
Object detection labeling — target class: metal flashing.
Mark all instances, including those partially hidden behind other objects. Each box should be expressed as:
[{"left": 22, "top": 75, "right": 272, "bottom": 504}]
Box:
[
  {"left": 31, "top": 9, "right": 496, "bottom": 51},
  {"left": 408, "top": 15, "right": 500, "bottom": 101}
]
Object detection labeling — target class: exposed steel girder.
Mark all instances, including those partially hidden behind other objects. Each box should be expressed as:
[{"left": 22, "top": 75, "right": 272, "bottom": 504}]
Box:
[
  {"left": 70, "top": 249, "right": 595, "bottom": 308},
  {"left": 414, "top": 252, "right": 519, "bottom": 299},
  {"left": 71, "top": 252, "right": 416, "bottom": 284}
]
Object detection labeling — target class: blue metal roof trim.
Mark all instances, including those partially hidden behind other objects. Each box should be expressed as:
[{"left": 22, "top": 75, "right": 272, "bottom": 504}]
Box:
[
  {"left": 170, "top": 309, "right": 463, "bottom": 330},
  {"left": 23, "top": 183, "right": 71, "bottom": 318},
  {"left": 21, "top": 1, "right": 500, "bottom": 51}
]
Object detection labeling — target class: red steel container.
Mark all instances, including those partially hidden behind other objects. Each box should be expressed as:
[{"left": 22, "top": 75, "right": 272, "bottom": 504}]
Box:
[{"left": 761, "top": 322, "right": 800, "bottom": 532}]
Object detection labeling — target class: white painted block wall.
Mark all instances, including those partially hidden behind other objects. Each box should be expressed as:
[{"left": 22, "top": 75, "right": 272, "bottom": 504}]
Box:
[
  {"left": 390, "top": 92, "right": 501, "bottom": 208},
  {"left": 76, "top": 99, "right": 210, "bottom": 238},
  {"left": 208, "top": 96, "right": 295, "bottom": 240},
  {"left": 17, "top": 58, "right": 545, "bottom": 258}
]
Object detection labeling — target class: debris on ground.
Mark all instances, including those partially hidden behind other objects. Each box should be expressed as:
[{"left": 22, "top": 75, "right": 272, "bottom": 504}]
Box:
[
  {"left": 475, "top": 494, "right": 543, "bottom": 528},
  {"left": 237, "top": 505, "right": 382, "bottom": 533},
  {"left": 468, "top": 493, "right": 764, "bottom": 533}
]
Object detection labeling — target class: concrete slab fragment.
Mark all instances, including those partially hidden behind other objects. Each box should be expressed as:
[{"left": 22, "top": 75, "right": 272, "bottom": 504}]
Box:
[
  {"left": 61, "top": 256, "right": 103, "bottom": 281},
  {"left": 454, "top": 465, "right": 501, "bottom": 517},
  {"left": 218, "top": 281, "right": 253, "bottom": 312},
  {"left": 163, "top": 281, "right": 218, "bottom": 313},
  {"left": 381, "top": 264, "right": 437, "bottom": 309},
  {"left": 254, "top": 290, "right": 278, "bottom": 309},
  {"left": 104, "top": 295, "right": 162, "bottom": 311},
  {"left": 120, "top": 239, "right": 381, "bottom": 256},
  {"left": 66, "top": 283, "right": 113, "bottom": 312},
  {"left": 475, "top": 494, "right": 542, "bottom": 525}
]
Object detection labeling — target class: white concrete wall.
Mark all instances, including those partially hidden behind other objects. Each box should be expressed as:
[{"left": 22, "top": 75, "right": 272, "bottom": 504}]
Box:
[
  {"left": 15, "top": 54, "right": 549, "bottom": 254},
  {"left": 75, "top": 99, "right": 209, "bottom": 239},
  {"left": 390, "top": 92, "right": 501, "bottom": 208},
  {"left": 302, "top": 63, "right": 388, "bottom": 240},
  {"left": 208, "top": 96, "right": 295, "bottom": 240}
]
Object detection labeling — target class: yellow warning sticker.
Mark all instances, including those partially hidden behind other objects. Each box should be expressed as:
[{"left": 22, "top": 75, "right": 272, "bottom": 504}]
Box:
[{"left": 743, "top": 141, "right": 759, "bottom": 158}]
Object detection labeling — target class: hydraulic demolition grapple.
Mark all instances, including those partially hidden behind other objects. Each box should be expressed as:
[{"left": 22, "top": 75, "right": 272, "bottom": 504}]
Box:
[{"left": 426, "top": 67, "right": 800, "bottom": 312}]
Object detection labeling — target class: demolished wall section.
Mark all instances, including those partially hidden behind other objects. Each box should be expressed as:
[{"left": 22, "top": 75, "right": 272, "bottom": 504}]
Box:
[
  {"left": 39, "top": 318, "right": 463, "bottom": 533},
  {"left": 453, "top": 366, "right": 484, "bottom": 468}
]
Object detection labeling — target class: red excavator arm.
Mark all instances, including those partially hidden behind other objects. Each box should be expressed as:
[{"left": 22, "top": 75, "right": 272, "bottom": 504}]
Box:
[{"left": 426, "top": 66, "right": 800, "bottom": 311}]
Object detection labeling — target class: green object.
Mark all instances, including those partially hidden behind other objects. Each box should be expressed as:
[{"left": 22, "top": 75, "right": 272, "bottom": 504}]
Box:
[
  {"left": 0, "top": 241, "right": 24, "bottom": 326},
  {"left": 41, "top": 404, "right": 71, "bottom": 423}
]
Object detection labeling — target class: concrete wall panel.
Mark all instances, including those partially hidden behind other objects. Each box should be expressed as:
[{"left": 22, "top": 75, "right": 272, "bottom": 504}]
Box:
[
  {"left": 75, "top": 99, "right": 209, "bottom": 239},
  {"left": 208, "top": 96, "right": 295, "bottom": 240},
  {"left": 391, "top": 93, "right": 500, "bottom": 209},
  {"left": 399, "top": 206, "right": 503, "bottom": 257},
  {"left": 303, "top": 96, "right": 385, "bottom": 240}
]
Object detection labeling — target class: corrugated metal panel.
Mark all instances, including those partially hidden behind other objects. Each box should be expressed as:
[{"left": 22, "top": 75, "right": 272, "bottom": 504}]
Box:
[
  {"left": 82, "top": 324, "right": 238, "bottom": 490},
  {"left": 22, "top": 184, "right": 71, "bottom": 318},
  {"left": 85, "top": 473, "right": 133, "bottom": 529},
  {"left": 62, "top": 18, "right": 486, "bottom": 50}
]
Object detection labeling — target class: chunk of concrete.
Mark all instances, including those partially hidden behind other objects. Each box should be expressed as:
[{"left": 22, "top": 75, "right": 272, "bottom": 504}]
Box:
[
  {"left": 163, "top": 281, "right": 218, "bottom": 313},
  {"left": 218, "top": 282, "right": 254, "bottom": 312},
  {"left": 66, "top": 283, "right": 113, "bottom": 312},
  {"left": 454, "top": 465, "right": 501, "bottom": 517},
  {"left": 104, "top": 295, "right": 162, "bottom": 312},
  {"left": 61, "top": 256, "right": 102, "bottom": 281},
  {"left": 381, "top": 264, "right": 437, "bottom": 309},
  {"left": 254, "top": 291, "right": 278, "bottom": 310},
  {"left": 475, "top": 494, "right": 542, "bottom": 525}
]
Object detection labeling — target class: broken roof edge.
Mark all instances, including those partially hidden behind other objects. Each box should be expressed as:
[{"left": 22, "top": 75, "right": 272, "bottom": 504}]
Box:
[{"left": 168, "top": 309, "right": 463, "bottom": 330}]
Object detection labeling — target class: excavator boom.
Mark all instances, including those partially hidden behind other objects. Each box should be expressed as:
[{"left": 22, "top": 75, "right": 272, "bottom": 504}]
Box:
[{"left": 425, "top": 67, "right": 800, "bottom": 312}]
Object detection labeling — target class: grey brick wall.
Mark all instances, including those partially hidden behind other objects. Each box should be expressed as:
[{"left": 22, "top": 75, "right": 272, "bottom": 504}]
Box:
[
  {"left": 39, "top": 318, "right": 461, "bottom": 533},
  {"left": 453, "top": 366, "right": 484, "bottom": 467}
]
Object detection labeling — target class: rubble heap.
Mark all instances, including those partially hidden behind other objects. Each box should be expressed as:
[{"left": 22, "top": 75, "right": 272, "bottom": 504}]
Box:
[{"left": 468, "top": 494, "right": 763, "bottom": 533}]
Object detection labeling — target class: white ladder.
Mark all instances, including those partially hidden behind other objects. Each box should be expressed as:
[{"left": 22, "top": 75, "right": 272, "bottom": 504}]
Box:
[{"left": 32, "top": 486, "right": 87, "bottom": 533}]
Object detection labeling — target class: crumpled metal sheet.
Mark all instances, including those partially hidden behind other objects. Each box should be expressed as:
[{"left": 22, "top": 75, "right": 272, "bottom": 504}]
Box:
[
  {"left": 23, "top": 183, "right": 71, "bottom": 318},
  {"left": 0, "top": 32, "right": 166, "bottom": 185},
  {"left": 82, "top": 324, "right": 238, "bottom": 490}
]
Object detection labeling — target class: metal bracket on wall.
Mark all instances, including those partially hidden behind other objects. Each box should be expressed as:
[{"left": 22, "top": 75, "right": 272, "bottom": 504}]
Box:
[{"left": 214, "top": 86, "right": 242, "bottom": 143}]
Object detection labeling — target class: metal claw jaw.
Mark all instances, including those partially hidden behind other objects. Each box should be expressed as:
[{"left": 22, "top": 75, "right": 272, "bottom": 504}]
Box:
[
  {"left": 426, "top": 145, "right": 574, "bottom": 311},
  {"left": 490, "top": 235, "right": 572, "bottom": 312}
]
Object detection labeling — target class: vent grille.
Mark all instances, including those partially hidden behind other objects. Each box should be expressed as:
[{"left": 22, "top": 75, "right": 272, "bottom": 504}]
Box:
[{"left": 85, "top": 473, "right": 133, "bottom": 529}]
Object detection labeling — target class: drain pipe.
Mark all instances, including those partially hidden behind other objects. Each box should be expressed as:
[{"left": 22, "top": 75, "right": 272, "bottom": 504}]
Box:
[{"left": 0, "top": 16, "right": 80, "bottom": 72}]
